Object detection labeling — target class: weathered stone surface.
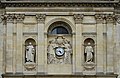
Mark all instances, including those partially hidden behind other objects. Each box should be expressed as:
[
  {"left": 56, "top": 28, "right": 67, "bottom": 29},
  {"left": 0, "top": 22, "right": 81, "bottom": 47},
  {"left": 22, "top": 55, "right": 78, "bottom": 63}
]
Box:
[{"left": 0, "top": 1, "right": 120, "bottom": 78}]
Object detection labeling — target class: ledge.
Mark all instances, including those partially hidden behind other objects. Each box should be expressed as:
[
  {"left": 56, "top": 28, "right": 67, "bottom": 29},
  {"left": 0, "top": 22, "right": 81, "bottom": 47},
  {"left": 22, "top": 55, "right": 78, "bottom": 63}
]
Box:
[
  {"left": 2, "top": 73, "right": 118, "bottom": 77},
  {"left": 1, "top": 0, "right": 119, "bottom": 3}
]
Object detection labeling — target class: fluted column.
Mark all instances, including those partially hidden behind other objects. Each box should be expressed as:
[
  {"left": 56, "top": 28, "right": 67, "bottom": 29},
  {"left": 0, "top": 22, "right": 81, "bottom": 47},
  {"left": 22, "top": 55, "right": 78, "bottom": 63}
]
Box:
[
  {"left": 74, "top": 14, "right": 83, "bottom": 74},
  {"left": 5, "top": 14, "right": 14, "bottom": 72},
  {"left": 36, "top": 14, "right": 46, "bottom": 74},
  {"left": 106, "top": 14, "right": 115, "bottom": 73},
  {"left": 16, "top": 14, "right": 25, "bottom": 73},
  {"left": 95, "top": 14, "right": 104, "bottom": 74}
]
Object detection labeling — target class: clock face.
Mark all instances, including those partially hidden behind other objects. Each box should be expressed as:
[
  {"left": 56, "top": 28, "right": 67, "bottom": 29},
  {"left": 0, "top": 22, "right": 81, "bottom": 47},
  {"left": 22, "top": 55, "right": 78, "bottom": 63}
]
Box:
[{"left": 55, "top": 47, "right": 64, "bottom": 56}]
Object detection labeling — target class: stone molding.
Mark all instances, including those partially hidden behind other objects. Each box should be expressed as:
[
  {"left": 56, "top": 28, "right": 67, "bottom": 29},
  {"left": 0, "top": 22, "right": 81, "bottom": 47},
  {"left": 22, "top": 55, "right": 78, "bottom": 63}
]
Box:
[
  {"left": 1, "top": 0, "right": 119, "bottom": 3},
  {"left": 74, "top": 14, "right": 84, "bottom": 24},
  {"left": 95, "top": 14, "right": 104, "bottom": 23},
  {"left": 36, "top": 14, "right": 46, "bottom": 23}
]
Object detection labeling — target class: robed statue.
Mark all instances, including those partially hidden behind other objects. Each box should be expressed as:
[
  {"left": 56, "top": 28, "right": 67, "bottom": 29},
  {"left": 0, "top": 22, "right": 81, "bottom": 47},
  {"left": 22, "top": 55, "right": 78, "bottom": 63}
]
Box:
[
  {"left": 85, "top": 42, "right": 94, "bottom": 63},
  {"left": 25, "top": 42, "right": 35, "bottom": 63}
]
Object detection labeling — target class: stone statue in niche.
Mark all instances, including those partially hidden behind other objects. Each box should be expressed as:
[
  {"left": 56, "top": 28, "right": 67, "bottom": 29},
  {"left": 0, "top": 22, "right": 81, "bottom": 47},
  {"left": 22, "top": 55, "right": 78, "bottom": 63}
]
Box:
[
  {"left": 85, "top": 42, "right": 94, "bottom": 63},
  {"left": 25, "top": 42, "right": 35, "bottom": 63},
  {"left": 47, "top": 36, "right": 72, "bottom": 64}
]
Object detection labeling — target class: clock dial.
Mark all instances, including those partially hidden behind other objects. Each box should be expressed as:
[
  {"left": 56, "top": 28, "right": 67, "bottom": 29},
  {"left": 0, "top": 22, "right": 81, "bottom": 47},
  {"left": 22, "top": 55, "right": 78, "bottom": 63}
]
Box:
[{"left": 55, "top": 47, "right": 64, "bottom": 56}]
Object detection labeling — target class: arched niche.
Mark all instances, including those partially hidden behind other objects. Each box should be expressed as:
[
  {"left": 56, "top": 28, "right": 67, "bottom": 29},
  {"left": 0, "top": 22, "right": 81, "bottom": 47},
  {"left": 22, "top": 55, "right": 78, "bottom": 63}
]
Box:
[
  {"left": 47, "top": 21, "right": 73, "bottom": 64},
  {"left": 25, "top": 38, "right": 36, "bottom": 63},
  {"left": 84, "top": 38, "right": 95, "bottom": 63},
  {"left": 84, "top": 38, "right": 95, "bottom": 46}
]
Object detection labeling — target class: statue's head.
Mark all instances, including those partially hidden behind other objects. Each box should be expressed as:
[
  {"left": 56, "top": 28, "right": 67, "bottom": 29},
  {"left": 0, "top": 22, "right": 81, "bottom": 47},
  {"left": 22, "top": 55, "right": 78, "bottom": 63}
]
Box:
[
  {"left": 88, "top": 42, "right": 91, "bottom": 45},
  {"left": 29, "top": 42, "right": 32, "bottom": 45}
]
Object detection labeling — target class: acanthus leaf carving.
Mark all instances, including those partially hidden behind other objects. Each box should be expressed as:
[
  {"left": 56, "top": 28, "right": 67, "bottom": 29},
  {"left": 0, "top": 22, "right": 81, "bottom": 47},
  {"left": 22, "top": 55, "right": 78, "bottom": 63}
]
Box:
[
  {"left": 105, "top": 14, "right": 115, "bottom": 23},
  {"left": 15, "top": 14, "right": 25, "bottom": 22},
  {"left": 115, "top": 15, "right": 120, "bottom": 24},
  {"left": 95, "top": 14, "right": 104, "bottom": 23},
  {"left": 6, "top": 14, "right": 15, "bottom": 23},
  {"left": 74, "top": 14, "right": 84, "bottom": 24},
  {"left": 36, "top": 14, "right": 46, "bottom": 23}
]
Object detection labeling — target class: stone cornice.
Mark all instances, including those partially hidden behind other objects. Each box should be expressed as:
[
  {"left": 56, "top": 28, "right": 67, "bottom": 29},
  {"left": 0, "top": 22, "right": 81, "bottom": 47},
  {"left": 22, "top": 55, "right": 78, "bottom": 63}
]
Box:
[{"left": 0, "top": 3, "right": 119, "bottom": 8}]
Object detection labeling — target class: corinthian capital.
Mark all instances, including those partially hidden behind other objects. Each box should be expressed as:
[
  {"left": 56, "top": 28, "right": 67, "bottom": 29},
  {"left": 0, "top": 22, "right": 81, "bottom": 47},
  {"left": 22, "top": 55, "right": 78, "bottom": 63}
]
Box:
[
  {"left": 115, "top": 15, "right": 120, "bottom": 24},
  {"left": 74, "top": 14, "right": 84, "bottom": 24},
  {"left": 0, "top": 15, "right": 6, "bottom": 22},
  {"left": 36, "top": 14, "right": 46, "bottom": 23},
  {"left": 95, "top": 14, "right": 104, "bottom": 23},
  {"left": 105, "top": 14, "right": 115, "bottom": 23},
  {"left": 6, "top": 14, "right": 15, "bottom": 23},
  {"left": 15, "top": 14, "right": 25, "bottom": 22}
]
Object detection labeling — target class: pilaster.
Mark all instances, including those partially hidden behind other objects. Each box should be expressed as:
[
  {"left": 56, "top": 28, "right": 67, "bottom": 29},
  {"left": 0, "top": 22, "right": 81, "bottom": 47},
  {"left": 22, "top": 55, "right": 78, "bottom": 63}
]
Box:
[
  {"left": 114, "top": 15, "right": 120, "bottom": 75},
  {"left": 74, "top": 14, "right": 83, "bottom": 74},
  {"left": 0, "top": 14, "right": 4, "bottom": 78},
  {"left": 36, "top": 14, "right": 46, "bottom": 74},
  {"left": 1, "top": 15, "right": 7, "bottom": 74},
  {"left": 5, "top": 14, "right": 14, "bottom": 73},
  {"left": 106, "top": 14, "right": 115, "bottom": 74},
  {"left": 15, "top": 14, "right": 25, "bottom": 73},
  {"left": 95, "top": 14, "right": 104, "bottom": 74}
]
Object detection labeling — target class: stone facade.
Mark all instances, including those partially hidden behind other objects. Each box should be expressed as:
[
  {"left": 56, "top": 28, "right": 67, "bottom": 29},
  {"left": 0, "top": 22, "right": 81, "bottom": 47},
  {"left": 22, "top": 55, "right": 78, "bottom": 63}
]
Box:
[{"left": 0, "top": 0, "right": 120, "bottom": 78}]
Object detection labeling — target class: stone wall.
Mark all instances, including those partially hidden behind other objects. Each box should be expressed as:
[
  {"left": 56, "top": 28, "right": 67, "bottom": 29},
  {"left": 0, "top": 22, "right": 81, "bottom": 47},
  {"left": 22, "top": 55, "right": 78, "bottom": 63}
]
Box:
[{"left": 0, "top": 5, "right": 120, "bottom": 78}]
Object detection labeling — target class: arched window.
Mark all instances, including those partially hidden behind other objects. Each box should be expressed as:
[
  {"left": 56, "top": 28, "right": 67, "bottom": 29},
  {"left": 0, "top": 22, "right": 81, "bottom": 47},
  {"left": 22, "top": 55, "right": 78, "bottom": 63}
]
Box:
[
  {"left": 51, "top": 26, "right": 69, "bottom": 34},
  {"left": 48, "top": 21, "right": 72, "bottom": 34}
]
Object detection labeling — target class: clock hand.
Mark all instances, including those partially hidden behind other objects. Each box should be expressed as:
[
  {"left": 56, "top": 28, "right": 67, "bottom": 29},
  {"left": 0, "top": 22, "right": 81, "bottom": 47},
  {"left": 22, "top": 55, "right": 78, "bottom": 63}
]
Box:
[{"left": 58, "top": 50, "right": 62, "bottom": 53}]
